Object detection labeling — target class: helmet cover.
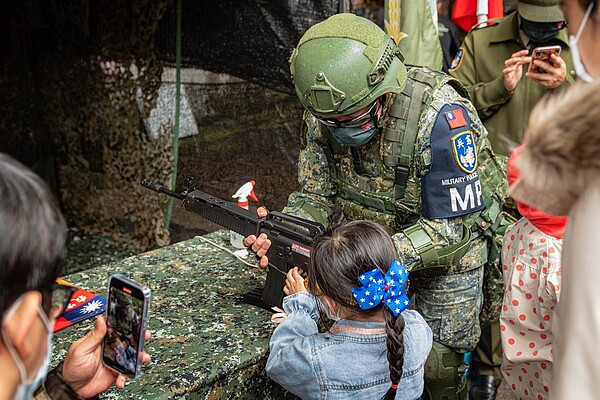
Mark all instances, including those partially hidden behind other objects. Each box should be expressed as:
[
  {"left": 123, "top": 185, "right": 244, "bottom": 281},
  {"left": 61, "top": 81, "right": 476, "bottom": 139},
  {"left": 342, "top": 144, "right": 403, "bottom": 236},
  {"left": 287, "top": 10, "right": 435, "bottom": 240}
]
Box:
[{"left": 289, "top": 13, "right": 407, "bottom": 118}]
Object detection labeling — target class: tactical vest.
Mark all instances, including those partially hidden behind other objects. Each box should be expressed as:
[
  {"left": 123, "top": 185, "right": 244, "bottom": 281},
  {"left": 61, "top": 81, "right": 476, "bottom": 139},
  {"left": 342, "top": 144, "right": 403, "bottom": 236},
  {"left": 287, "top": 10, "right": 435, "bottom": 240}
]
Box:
[{"left": 319, "top": 66, "right": 481, "bottom": 231}]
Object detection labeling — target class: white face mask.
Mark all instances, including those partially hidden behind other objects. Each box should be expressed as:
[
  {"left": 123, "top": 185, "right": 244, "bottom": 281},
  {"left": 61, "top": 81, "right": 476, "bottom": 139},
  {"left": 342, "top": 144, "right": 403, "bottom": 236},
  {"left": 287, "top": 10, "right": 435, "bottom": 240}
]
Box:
[
  {"left": 1, "top": 295, "right": 54, "bottom": 400},
  {"left": 569, "top": 2, "right": 596, "bottom": 82}
]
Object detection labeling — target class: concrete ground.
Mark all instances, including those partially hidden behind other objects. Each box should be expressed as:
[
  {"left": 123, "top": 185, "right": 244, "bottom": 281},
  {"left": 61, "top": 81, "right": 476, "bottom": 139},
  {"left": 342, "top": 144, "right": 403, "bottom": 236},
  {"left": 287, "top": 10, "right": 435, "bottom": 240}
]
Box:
[
  {"left": 466, "top": 376, "right": 516, "bottom": 400},
  {"left": 496, "top": 378, "right": 516, "bottom": 400}
]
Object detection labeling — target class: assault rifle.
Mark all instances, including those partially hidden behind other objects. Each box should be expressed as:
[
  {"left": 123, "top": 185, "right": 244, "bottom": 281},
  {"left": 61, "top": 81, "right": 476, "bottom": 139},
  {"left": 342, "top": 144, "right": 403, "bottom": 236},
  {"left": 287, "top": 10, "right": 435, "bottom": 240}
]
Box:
[{"left": 141, "top": 177, "right": 324, "bottom": 310}]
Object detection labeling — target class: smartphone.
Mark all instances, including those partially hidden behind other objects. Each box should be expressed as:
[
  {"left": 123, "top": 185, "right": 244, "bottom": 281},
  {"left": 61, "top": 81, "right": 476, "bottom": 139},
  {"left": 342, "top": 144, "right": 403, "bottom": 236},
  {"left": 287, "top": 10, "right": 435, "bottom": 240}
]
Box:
[
  {"left": 102, "top": 274, "right": 151, "bottom": 380},
  {"left": 529, "top": 45, "right": 562, "bottom": 74}
]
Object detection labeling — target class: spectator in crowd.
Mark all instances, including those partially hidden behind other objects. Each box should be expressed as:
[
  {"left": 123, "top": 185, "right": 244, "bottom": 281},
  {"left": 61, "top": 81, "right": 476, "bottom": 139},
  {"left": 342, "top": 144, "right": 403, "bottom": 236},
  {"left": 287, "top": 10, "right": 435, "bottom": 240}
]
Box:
[
  {"left": 449, "top": 1, "right": 573, "bottom": 397},
  {"left": 266, "top": 220, "right": 432, "bottom": 399},
  {"left": 561, "top": 0, "right": 599, "bottom": 81},
  {"left": 0, "top": 152, "right": 151, "bottom": 400},
  {"left": 352, "top": 0, "right": 385, "bottom": 28},
  {"left": 437, "top": 0, "right": 466, "bottom": 73},
  {"left": 450, "top": 0, "right": 576, "bottom": 156},
  {"left": 247, "top": 13, "right": 514, "bottom": 400},
  {"left": 510, "top": 79, "right": 600, "bottom": 400},
  {"left": 511, "top": 2, "right": 600, "bottom": 398},
  {"left": 500, "top": 145, "right": 567, "bottom": 399}
]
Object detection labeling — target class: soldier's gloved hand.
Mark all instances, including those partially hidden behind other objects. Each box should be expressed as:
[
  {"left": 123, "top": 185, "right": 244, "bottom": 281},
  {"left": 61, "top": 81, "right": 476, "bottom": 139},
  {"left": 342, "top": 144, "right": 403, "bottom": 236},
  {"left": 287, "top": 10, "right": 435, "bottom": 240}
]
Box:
[
  {"left": 526, "top": 53, "right": 567, "bottom": 89},
  {"left": 243, "top": 206, "right": 271, "bottom": 269}
]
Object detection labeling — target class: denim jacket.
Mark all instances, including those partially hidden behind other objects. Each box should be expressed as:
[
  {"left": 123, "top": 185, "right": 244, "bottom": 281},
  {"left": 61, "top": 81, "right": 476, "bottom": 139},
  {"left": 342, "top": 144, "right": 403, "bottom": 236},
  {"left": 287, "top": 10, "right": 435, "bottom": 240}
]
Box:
[{"left": 266, "top": 292, "right": 433, "bottom": 400}]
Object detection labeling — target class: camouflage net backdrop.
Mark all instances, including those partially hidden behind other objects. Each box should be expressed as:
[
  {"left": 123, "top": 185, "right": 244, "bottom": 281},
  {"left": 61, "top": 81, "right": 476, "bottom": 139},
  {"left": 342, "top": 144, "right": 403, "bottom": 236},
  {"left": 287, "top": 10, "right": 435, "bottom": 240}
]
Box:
[
  {"left": 0, "top": 0, "right": 339, "bottom": 252},
  {"left": 1, "top": 0, "right": 174, "bottom": 251}
]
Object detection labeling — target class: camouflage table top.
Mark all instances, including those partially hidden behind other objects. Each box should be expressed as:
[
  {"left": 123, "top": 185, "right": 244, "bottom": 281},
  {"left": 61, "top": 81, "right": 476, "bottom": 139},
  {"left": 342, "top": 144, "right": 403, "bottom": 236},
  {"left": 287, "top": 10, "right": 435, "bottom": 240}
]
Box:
[{"left": 52, "top": 230, "right": 297, "bottom": 399}]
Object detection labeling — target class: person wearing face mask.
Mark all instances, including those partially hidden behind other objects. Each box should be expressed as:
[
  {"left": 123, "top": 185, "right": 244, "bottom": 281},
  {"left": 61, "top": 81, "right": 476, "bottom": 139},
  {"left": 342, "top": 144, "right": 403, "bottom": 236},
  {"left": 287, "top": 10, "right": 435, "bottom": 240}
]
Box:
[
  {"left": 509, "top": 1, "right": 600, "bottom": 399},
  {"left": 450, "top": 0, "right": 577, "bottom": 157},
  {"left": 562, "top": 0, "right": 600, "bottom": 81},
  {"left": 245, "top": 13, "right": 516, "bottom": 400},
  {"left": 0, "top": 152, "right": 152, "bottom": 400},
  {"left": 508, "top": 81, "right": 600, "bottom": 400}
]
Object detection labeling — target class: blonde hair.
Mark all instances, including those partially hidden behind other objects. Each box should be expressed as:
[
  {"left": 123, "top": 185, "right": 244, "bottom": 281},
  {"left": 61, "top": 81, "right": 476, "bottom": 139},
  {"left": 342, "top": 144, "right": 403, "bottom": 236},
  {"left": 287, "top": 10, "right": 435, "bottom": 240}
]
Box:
[{"left": 516, "top": 81, "right": 600, "bottom": 211}]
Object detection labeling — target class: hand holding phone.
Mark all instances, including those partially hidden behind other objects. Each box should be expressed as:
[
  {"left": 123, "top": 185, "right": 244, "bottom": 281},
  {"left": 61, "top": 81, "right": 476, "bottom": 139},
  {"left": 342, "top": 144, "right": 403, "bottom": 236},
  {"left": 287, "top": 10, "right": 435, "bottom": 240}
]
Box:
[
  {"left": 102, "top": 274, "right": 151, "bottom": 380},
  {"left": 529, "top": 45, "right": 562, "bottom": 74}
]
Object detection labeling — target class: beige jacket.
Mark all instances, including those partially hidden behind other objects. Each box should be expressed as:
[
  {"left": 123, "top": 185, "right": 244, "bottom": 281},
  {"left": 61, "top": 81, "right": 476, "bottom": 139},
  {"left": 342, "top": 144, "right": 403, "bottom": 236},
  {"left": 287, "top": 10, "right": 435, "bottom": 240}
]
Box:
[{"left": 509, "top": 80, "right": 600, "bottom": 400}]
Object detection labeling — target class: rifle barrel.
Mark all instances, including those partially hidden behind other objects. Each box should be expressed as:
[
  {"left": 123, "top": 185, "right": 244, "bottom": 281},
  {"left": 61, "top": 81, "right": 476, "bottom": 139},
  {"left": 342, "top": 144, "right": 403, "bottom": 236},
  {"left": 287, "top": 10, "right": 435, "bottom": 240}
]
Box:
[{"left": 141, "top": 179, "right": 185, "bottom": 200}]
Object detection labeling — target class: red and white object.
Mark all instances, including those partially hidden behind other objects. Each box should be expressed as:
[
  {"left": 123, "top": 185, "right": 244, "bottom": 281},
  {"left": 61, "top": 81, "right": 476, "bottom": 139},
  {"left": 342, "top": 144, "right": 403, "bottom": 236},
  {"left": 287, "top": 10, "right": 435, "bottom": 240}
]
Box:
[{"left": 230, "top": 180, "right": 258, "bottom": 249}]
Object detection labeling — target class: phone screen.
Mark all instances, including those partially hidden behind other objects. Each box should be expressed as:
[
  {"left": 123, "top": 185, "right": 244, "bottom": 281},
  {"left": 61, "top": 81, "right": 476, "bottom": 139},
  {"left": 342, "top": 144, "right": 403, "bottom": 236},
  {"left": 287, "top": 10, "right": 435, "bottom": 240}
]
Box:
[
  {"left": 102, "top": 277, "right": 147, "bottom": 378},
  {"left": 530, "top": 46, "right": 561, "bottom": 74}
]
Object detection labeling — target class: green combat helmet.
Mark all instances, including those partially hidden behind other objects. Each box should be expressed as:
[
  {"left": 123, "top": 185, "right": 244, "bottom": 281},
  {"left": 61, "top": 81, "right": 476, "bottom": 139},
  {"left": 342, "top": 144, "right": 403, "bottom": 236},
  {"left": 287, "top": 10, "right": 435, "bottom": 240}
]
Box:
[{"left": 289, "top": 13, "right": 408, "bottom": 118}]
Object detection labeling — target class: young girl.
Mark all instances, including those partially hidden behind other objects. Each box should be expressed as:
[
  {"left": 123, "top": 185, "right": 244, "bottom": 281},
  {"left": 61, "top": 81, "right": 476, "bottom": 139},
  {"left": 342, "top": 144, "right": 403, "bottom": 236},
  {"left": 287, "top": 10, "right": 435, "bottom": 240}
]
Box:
[
  {"left": 500, "top": 145, "right": 567, "bottom": 399},
  {"left": 266, "top": 220, "right": 432, "bottom": 399}
]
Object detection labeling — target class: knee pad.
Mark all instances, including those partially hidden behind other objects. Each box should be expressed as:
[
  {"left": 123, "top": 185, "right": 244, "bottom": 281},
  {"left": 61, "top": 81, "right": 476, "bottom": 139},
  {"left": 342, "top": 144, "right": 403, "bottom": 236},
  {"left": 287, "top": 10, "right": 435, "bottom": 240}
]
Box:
[{"left": 421, "top": 342, "right": 468, "bottom": 400}]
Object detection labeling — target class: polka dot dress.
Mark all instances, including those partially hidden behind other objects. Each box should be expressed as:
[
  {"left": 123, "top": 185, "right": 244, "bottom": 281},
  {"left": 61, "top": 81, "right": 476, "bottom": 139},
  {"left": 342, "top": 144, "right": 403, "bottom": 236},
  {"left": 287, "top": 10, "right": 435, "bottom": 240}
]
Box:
[{"left": 500, "top": 218, "right": 562, "bottom": 400}]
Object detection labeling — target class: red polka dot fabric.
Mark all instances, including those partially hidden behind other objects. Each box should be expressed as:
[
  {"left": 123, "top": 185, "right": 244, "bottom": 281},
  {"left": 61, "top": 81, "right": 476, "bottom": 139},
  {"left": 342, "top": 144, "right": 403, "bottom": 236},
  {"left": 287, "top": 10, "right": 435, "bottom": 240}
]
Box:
[{"left": 500, "top": 218, "right": 562, "bottom": 400}]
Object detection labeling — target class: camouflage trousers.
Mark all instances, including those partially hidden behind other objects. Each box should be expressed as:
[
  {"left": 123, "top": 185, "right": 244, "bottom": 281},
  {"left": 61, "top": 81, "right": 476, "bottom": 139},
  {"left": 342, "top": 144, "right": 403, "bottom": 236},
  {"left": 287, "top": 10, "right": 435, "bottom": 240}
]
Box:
[{"left": 409, "top": 265, "right": 484, "bottom": 352}]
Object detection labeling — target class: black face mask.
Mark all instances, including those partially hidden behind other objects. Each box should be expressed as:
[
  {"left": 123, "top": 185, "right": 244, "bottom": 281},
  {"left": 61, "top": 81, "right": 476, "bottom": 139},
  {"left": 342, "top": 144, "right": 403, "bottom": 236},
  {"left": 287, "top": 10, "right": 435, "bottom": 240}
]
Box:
[{"left": 520, "top": 19, "right": 566, "bottom": 44}]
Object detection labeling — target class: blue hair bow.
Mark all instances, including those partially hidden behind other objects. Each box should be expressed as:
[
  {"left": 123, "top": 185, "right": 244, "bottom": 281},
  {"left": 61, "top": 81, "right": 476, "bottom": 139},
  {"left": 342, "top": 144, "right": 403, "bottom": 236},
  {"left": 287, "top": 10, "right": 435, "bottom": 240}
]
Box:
[{"left": 351, "top": 259, "right": 411, "bottom": 317}]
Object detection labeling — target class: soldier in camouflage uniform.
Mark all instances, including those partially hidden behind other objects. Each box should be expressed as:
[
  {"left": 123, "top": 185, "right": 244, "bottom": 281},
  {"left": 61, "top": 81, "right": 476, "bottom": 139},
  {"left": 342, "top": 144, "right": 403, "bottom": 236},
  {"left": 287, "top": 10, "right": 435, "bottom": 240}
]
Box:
[{"left": 247, "top": 14, "right": 512, "bottom": 400}]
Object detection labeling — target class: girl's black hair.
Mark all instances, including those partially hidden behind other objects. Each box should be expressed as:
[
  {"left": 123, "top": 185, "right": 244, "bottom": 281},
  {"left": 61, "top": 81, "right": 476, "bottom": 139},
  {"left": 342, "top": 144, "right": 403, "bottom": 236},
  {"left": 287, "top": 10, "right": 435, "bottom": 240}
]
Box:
[{"left": 307, "top": 220, "right": 406, "bottom": 399}]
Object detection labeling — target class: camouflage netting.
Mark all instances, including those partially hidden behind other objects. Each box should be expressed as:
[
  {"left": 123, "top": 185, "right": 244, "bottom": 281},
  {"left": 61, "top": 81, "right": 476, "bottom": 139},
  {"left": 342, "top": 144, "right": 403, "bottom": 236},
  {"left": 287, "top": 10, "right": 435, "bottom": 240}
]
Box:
[
  {"left": 155, "top": 0, "right": 341, "bottom": 94},
  {"left": 0, "top": 0, "right": 174, "bottom": 251},
  {"left": 0, "top": 0, "right": 340, "bottom": 251}
]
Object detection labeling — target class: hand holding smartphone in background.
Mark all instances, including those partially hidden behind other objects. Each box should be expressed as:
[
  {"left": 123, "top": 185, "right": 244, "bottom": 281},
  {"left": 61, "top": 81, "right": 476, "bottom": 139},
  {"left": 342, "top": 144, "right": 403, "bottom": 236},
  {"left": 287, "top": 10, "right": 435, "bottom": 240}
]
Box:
[
  {"left": 102, "top": 274, "right": 151, "bottom": 380},
  {"left": 529, "top": 45, "right": 562, "bottom": 74}
]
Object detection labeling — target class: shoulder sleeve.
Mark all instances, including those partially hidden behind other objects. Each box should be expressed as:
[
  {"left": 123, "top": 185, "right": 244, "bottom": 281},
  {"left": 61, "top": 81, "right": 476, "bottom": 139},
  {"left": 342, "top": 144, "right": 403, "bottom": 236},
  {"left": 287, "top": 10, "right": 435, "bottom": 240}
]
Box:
[
  {"left": 391, "top": 93, "right": 488, "bottom": 273},
  {"left": 282, "top": 113, "right": 336, "bottom": 225},
  {"left": 421, "top": 103, "right": 485, "bottom": 219},
  {"left": 297, "top": 114, "right": 336, "bottom": 196}
]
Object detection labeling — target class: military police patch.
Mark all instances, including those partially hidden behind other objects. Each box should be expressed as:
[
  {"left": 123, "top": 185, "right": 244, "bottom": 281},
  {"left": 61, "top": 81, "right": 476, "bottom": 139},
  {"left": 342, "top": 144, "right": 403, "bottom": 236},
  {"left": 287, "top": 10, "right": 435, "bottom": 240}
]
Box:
[
  {"left": 421, "top": 104, "right": 485, "bottom": 219},
  {"left": 448, "top": 48, "right": 464, "bottom": 72},
  {"left": 452, "top": 131, "right": 477, "bottom": 173}
]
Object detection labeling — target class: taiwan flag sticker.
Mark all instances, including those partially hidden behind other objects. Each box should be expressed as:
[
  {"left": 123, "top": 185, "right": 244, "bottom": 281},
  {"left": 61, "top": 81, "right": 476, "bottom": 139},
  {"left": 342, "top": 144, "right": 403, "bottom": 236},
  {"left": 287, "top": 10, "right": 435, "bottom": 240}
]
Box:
[
  {"left": 452, "top": 131, "right": 478, "bottom": 173},
  {"left": 445, "top": 108, "right": 468, "bottom": 129},
  {"left": 53, "top": 286, "right": 107, "bottom": 333}
]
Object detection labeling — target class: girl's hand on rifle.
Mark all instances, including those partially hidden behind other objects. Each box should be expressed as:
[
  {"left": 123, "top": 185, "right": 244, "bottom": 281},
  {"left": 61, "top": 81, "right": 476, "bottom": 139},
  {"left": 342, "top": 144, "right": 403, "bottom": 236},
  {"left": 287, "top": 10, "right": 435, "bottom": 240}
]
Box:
[{"left": 284, "top": 267, "right": 307, "bottom": 296}]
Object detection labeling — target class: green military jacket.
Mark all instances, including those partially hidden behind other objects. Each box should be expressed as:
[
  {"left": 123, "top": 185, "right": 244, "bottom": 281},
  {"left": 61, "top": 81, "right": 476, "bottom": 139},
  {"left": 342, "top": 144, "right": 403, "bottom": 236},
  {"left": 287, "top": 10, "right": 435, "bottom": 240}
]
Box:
[{"left": 449, "top": 12, "right": 576, "bottom": 155}]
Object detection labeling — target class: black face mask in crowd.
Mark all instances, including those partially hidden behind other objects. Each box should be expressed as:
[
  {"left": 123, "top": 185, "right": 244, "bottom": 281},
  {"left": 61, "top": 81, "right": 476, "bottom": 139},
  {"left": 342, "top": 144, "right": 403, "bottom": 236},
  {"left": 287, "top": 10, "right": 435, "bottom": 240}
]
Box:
[{"left": 520, "top": 18, "right": 567, "bottom": 44}]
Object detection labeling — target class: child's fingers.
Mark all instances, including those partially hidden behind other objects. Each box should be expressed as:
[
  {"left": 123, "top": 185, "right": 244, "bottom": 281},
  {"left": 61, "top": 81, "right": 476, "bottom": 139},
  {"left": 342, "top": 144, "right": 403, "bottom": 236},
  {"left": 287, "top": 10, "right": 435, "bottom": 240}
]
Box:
[
  {"left": 291, "top": 267, "right": 301, "bottom": 279},
  {"left": 283, "top": 267, "right": 309, "bottom": 295},
  {"left": 292, "top": 268, "right": 305, "bottom": 287},
  {"left": 286, "top": 267, "right": 297, "bottom": 282},
  {"left": 285, "top": 269, "right": 296, "bottom": 292}
]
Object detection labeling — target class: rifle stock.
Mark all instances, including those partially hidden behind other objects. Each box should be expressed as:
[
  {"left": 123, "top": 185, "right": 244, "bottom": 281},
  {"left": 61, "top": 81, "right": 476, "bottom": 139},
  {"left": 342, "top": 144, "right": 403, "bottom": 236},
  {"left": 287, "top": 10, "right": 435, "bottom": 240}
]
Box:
[{"left": 141, "top": 178, "right": 324, "bottom": 310}]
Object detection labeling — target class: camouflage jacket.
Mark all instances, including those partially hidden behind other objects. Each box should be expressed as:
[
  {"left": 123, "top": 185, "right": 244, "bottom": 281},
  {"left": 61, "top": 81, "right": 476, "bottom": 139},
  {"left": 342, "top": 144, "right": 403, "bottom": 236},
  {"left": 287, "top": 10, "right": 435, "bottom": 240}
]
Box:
[
  {"left": 33, "top": 362, "right": 97, "bottom": 400},
  {"left": 283, "top": 66, "right": 511, "bottom": 279}
]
